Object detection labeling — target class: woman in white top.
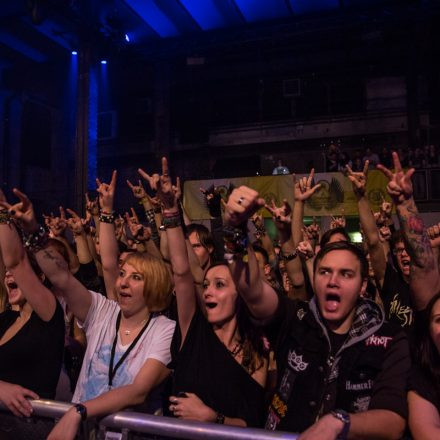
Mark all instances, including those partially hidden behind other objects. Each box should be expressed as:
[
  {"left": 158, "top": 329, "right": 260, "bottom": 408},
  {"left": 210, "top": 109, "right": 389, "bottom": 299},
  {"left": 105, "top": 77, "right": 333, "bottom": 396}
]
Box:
[{"left": 1, "top": 184, "right": 175, "bottom": 440}]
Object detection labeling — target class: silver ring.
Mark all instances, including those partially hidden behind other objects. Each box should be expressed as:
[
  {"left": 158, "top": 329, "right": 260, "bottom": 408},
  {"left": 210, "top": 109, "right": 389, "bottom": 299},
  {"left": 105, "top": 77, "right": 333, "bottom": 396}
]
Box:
[{"left": 237, "top": 196, "right": 245, "bottom": 205}]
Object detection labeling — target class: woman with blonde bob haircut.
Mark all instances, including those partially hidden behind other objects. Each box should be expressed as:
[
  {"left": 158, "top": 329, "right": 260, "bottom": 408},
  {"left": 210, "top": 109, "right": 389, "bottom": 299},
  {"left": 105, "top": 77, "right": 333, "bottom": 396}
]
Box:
[
  {"left": 0, "top": 186, "right": 176, "bottom": 440},
  {"left": 122, "top": 252, "right": 173, "bottom": 312}
]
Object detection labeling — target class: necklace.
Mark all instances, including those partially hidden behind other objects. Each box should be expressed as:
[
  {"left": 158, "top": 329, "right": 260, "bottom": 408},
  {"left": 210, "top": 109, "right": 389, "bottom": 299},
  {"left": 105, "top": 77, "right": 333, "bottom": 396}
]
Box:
[{"left": 121, "top": 317, "right": 148, "bottom": 336}]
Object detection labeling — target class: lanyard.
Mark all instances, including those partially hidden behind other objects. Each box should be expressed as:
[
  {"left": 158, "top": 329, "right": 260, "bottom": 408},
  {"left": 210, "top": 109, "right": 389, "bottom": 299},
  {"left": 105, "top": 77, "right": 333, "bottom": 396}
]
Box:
[{"left": 108, "top": 311, "right": 153, "bottom": 388}]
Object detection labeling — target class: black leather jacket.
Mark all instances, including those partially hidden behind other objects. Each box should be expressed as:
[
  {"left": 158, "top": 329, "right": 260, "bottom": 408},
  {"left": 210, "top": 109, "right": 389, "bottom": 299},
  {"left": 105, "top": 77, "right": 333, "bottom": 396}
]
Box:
[{"left": 266, "top": 296, "right": 410, "bottom": 433}]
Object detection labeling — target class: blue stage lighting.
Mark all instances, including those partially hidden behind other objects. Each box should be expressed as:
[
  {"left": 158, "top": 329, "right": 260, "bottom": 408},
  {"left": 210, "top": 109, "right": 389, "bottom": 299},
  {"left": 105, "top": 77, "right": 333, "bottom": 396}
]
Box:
[
  {"left": 125, "top": 34, "right": 130, "bottom": 42},
  {"left": 71, "top": 50, "right": 78, "bottom": 55},
  {"left": 101, "top": 60, "right": 107, "bottom": 65}
]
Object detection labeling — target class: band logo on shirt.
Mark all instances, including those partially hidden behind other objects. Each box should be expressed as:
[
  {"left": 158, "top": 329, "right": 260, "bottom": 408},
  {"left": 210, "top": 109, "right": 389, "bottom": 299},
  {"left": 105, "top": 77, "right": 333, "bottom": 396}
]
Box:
[
  {"left": 365, "top": 334, "right": 393, "bottom": 348},
  {"left": 345, "top": 379, "right": 373, "bottom": 391},
  {"left": 389, "top": 294, "right": 414, "bottom": 327}
]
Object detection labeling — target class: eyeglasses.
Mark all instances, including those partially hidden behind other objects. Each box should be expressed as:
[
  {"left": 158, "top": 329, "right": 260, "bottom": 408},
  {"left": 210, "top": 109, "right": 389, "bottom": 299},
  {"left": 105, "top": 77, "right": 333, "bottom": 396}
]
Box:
[{"left": 393, "top": 248, "right": 406, "bottom": 255}]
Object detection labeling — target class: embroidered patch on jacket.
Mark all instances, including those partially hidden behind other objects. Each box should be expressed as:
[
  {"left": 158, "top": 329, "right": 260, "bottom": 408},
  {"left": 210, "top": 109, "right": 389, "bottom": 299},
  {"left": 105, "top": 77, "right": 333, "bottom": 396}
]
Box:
[
  {"left": 265, "top": 407, "right": 281, "bottom": 430},
  {"left": 352, "top": 395, "right": 371, "bottom": 412},
  {"left": 287, "top": 349, "right": 308, "bottom": 372},
  {"left": 365, "top": 334, "right": 393, "bottom": 348},
  {"left": 271, "top": 393, "right": 288, "bottom": 418}
]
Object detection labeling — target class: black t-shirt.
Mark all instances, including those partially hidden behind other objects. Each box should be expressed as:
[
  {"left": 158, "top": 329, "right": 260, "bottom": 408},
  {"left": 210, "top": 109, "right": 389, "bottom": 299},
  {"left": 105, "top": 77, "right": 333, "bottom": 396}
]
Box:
[
  {"left": 0, "top": 301, "right": 65, "bottom": 398},
  {"left": 381, "top": 263, "right": 414, "bottom": 331},
  {"left": 409, "top": 364, "right": 440, "bottom": 411},
  {"left": 328, "top": 330, "right": 348, "bottom": 356},
  {"left": 170, "top": 308, "right": 265, "bottom": 427}
]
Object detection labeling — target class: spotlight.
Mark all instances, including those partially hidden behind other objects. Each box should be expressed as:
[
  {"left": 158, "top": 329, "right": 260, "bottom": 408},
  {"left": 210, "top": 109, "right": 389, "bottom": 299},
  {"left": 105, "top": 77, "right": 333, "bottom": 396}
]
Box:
[
  {"left": 125, "top": 34, "right": 130, "bottom": 42},
  {"left": 101, "top": 60, "right": 107, "bottom": 65},
  {"left": 71, "top": 51, "right": 78, "bottom": 55}
]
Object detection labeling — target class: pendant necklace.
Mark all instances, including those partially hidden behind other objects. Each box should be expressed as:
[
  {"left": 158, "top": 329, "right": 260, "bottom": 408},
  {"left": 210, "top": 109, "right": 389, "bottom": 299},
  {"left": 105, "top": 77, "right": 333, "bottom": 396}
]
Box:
[{"left": 122, "top": 317, "right": 148, "bottom": 336}]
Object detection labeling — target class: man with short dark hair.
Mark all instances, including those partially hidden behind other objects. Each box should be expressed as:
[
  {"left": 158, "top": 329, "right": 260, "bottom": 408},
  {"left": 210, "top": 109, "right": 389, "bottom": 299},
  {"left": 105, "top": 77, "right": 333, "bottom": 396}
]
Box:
[
  {"left": 224, "top": 186, "right": 410, "bottom": 440},
  {"left": 186, "top": 223, "right": 215, "bottom": 271}
]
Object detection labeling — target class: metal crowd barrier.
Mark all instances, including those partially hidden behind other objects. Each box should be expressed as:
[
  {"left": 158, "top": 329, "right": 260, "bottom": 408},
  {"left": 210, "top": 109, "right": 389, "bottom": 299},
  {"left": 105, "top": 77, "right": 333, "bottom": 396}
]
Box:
[{"left": 0, "top": 399, "right": 299, "bottom": 440}]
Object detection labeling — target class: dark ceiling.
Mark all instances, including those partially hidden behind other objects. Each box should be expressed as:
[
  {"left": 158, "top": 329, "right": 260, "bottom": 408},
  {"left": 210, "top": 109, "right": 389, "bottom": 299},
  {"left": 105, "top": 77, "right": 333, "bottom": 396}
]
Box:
[{"left": 0, "top": 0, "right": 436, "bottom": 69}]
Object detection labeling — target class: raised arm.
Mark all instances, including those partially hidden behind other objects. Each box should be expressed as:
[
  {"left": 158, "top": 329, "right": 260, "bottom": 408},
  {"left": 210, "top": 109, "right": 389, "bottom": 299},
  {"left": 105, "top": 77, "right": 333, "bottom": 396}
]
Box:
[
  {"left": 46, "top": 208, "right": 80, "bottom": 273},
  {"left": 291, "top": 170, "right": 321, "bottom": 247},
  {"left": 378, "top": 152, "right": 440, "bottom": 310},
  {"left": 0, "top": 190, "right": 92, "bottom": 321},
  {"left": 96, "top": 170, "right": 119, "bottom": 300},
  {"left": 65, "top": 208, "right": 93, "bottom": 265},
  {"left": 289, "top": 170, "right": 321, "bottom": 297},
  {"left": 224, "top": 186, "right": 279, "bottom": 320},
  {"left": 0, "top": 189, "right": 56, "bottom": 322},
  {"left": 154, "top": 158, "right": 196, "bottom": 341},
  {"left": 265, "top": 198, "right": 308, "bottom": 299},
  {"left": 127, "top": 179, "right": 161, "bottom": 248},
  {"left": 346, "top": 161, "right": 387, "bottom": 287}
]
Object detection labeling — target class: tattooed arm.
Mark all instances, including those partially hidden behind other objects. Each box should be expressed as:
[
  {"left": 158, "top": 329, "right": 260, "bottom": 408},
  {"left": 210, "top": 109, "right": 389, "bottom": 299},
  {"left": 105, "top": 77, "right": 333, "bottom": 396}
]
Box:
[
  {"left": 34, "top": 245, "right": 92, "bottom": 322},
  {"left": 395, "top": 198, "right": 439, "bottom": 309},
  {"left": 378, "top": 152, "right": 440, "bottom": 310}
]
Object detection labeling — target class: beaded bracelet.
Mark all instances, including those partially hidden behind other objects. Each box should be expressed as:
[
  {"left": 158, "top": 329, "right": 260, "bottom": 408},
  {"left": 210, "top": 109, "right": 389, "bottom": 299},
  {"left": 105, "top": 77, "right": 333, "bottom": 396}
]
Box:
[
  {"left": 22, "top": 225, "right": 49, "bottom": 252},
  {"left": 0, "top": 210, "right": 11, "bottom": 225},
  {"left": 99, "top": 211, "right": 116, "bottom": 224}
]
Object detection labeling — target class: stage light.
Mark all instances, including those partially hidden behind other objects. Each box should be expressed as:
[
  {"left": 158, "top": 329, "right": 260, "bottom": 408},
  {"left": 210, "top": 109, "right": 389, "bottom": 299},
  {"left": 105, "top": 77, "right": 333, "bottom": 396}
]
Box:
[
  {"left": 125, "top": 34, "right": 130, "bottom": 42},
  {"left": 101, "top": 60, "right": 107, "bottom": 65},
  {"left": 71, "top": 50, "right": 78, "bottom": 55}
]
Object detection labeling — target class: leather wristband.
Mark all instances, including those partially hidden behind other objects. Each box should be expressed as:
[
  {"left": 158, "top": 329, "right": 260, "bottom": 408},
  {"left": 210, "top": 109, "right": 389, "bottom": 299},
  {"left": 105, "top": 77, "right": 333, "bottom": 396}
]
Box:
[
  {"left": 22, "top": 225, "right": 49, "bottom": 252},
  {"left": 74, "top": 403, "right": 87, "bottom": 421},
  {"left": 331, "top": 409, "right": 350, "bottom": 440},
  {"left": 99, "top": 211, "right": 116, "bottom": 224}
]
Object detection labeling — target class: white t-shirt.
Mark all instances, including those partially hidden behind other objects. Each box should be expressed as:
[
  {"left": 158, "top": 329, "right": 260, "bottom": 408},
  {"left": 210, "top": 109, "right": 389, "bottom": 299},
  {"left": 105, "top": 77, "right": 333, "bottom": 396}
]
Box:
[{"left": 72, "top": 290, "right": 175, "bottom": 403}]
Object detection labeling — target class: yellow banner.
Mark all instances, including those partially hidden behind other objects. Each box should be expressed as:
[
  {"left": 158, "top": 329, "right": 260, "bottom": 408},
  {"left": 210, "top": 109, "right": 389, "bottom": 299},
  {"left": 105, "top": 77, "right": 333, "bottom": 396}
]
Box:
[{"left": 183, "top": 171, "right": 392, "bottom": 220}]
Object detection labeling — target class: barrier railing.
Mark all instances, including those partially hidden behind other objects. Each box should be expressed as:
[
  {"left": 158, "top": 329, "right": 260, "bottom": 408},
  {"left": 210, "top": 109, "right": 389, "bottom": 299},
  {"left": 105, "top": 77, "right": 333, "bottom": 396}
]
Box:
[{"left": 0, "top": 399, "right": 299, "bottom": 440}]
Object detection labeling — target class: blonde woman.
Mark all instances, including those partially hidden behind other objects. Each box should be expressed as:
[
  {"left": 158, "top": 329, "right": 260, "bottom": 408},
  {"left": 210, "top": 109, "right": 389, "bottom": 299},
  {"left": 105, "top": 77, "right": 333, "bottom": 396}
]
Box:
[{"left": 1, "top": 187, "right": 175, "bottom": 440}]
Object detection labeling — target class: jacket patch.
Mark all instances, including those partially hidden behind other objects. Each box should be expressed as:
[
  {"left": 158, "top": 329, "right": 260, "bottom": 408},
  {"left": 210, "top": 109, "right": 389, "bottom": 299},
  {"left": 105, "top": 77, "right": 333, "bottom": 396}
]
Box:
[
  {"left": 271, "top": 393, "right": 288, "bottom": 418},
  {"left": 352, "top": 395, "right": 371, "bottom": 412},
  {"left": 365, "top": 334, "right": 393, "bottom": 348},
  {"left": 265, "top": 407, "right": 281, "bottom": 430},
  {"left": 288, "top": 349, "right": 308, "bottom": 372}
]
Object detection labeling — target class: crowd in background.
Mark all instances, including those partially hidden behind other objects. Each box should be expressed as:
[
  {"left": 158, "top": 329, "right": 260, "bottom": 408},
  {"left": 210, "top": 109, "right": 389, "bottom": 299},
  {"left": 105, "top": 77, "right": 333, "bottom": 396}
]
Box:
[
  {"left": 0, "top": 152, "right": 439, "bottom": 439},
  {"left": 325, "top": 142, "right": 439, "bottom": 172}
]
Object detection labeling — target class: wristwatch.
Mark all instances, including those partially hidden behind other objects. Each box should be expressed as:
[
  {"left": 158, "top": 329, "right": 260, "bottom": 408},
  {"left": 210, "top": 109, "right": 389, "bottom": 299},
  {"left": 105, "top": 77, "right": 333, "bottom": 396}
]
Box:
[
  {"left": 74, "top": 403, "right": 88, "bottom": 421},
  {"left": 330, "top": 409, "right": 350, "bottom": 440}
]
